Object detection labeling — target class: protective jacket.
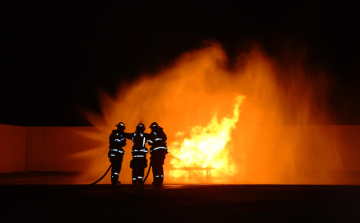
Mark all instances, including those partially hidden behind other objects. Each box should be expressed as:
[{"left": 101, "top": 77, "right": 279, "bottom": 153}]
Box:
[
  {"left": 130, "top": 132, "right": 149, "bottom": 159},
  {"left": 108, "top": 130, "right": 126, "bottom": 159},
  {"left": 148, "top": 127, "right": 168, "bottom": 154}
]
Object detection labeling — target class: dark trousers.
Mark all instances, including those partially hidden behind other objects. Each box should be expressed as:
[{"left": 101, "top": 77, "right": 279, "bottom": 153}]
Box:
[
  {"left": 150, "top": 154, "right": 165, "bottom": 185},
  {"left": 110, "top": 155, "right": 123, "bottom": 184},
  {"left": 152, "top": 164, "right": 164, "bottom": 185},
  {"left": 130, "top": 157, "right": 147, "bottom": 185},
  {"left": 132, "top": 167, "right": 145, "bottom": 185}
]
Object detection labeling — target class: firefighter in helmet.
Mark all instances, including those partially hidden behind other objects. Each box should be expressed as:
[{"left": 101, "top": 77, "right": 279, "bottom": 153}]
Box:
[
  {"left": 126, "top": 123, "right": 149, "bottom": 186},
  {"left": 108, "top": 122, "right": 127, "bottom": 185},
  {"left": 148, "top": 122, "right": 168, "bottom": 186}
]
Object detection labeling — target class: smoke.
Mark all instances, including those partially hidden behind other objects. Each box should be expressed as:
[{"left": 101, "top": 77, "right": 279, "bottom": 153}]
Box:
[{"left": 76, "top": 41, "right": 346, "bottom": 184}]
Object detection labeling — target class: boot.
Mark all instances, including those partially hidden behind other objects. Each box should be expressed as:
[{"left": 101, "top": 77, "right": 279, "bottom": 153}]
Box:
[
  {"left": 132, "top": 180, "right": 137, "bottom": 186},
  {"left": 112, "top": 181, "right": 120, "bottom": 186},
  {"left": 152, "top": 178, "right": 162, "bottom": 186}
]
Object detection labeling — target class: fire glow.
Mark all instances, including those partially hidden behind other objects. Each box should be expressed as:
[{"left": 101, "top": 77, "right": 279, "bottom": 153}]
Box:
[
  {"left": 169, "top": 95, "right": 245, "bottom": 182},
  {"left": 76, "top": 41, "right": 343, "bottom": 184}
]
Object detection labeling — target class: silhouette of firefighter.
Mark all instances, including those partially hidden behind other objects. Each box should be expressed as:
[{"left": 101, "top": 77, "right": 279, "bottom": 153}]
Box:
[
  {"left": 126, "top": 123, "right": 149, "bottom": 186},
  {"left": 108, "top": 122, "right": 127, "bottom": 185},
  {"left": 148, "top": 122, "right": 168, "bottom": 186}
]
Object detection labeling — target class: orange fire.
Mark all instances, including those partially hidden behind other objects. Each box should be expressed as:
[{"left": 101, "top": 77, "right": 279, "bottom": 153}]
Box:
[
  {"left": 75, "top": 41, "right": 343, "bottom": 184},
  {"left": 169, "top": 95, "right": 245, "bottom": 182}
]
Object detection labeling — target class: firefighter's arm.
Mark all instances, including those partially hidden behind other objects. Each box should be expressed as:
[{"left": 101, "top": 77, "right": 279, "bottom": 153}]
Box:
[
  {"left": 120, "top": 138, "right": 126, "bottom": 147},
  {"left": 124, "top": 132, "right": 132, "bottom": 140},
  {"left": 147, "top": 134, "right": 152, "bottom": 145}
]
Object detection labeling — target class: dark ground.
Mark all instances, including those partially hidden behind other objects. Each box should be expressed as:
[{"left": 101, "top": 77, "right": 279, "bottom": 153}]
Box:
[{"left": 1, "top": 172, "right": 360, "bottom": 222}]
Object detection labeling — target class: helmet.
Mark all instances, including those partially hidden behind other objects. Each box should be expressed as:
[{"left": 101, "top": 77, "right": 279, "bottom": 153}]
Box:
[
  {"left": 149, "top": 122, "right": 159, "bottom": 129},
  {"left": 115, "top": 122, "right": 125, "bottom": 130},
  {"left": 136, "top": 123, "right": 145, "bottom": 132}
]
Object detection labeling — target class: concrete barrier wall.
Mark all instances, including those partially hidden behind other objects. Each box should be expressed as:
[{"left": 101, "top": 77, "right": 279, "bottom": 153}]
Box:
[
  {"left": 26, "top": 127, "right": 44, "bottom": 171},
  {"left": 0, "top": 125, "right": 102, "bottom": 173},
  {"left": 0, "top": 124, "right": 26, "bottom": 173},
  {"left": 1, "top": 125, "right": 360, "bottom": 174},
  {"left": 26, "top": 126, "right": 103, "bottom": 172},
  {"left": 331, "top": 125, "right": 360, "bottom": 171}
]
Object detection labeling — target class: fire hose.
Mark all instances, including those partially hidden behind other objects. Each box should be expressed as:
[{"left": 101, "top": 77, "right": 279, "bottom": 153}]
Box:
[
  {"left": 90, "top": 163, "right": 152, "bottom": 185},
  {"left": 143, "top": 163, "right": 152, "bottom": 183},
  {"left": 90, "top": 164, "right": 112, "bottom": 185}
]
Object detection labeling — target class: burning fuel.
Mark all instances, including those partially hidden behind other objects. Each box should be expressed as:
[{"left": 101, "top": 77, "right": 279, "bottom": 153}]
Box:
[
  {"left": 169, "top": 95, "right": 245, "bottom": 182},
  {"left": 75, "top": 41, "right": 343, "bottom": 184}
]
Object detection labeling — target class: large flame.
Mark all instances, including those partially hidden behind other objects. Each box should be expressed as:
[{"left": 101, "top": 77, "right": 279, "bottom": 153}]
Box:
[
  {"left": 169, "top": 95, "right": 245, "bottom": 182},
  {"left": 74, "top": 41, "right": 344, "bottom": 184}
]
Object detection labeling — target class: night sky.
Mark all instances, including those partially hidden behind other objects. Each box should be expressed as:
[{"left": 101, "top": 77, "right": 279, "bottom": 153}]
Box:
[{"left": 1, "top": 1, "right": 359, "bottom": 126}]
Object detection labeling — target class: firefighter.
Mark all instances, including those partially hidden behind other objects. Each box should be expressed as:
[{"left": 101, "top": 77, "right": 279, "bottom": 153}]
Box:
[
  {"left": 148, "top": 122, "right": 168, "bottom": 186},
  {"left": 126, "top": 123, "right": 149, "bottom": 186},
  {"left": 108, "top": 122, "right": 127, "bottom": 185}
]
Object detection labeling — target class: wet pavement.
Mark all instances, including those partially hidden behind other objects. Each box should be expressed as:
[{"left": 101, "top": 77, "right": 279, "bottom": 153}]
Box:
[{"left": 1, "top": 172, "right": 360, "bottom": 222}]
